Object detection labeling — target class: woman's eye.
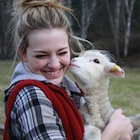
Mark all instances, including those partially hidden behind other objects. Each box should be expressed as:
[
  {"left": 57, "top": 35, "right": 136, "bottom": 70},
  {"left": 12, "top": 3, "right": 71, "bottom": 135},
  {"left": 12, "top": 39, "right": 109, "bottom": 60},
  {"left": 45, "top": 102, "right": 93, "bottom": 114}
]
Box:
[
  {"left": 35, "top": 55, "right": 47, "bottom": 58},
  {"left": 59, "top": 51, "right": 67, "bottom": 55}
]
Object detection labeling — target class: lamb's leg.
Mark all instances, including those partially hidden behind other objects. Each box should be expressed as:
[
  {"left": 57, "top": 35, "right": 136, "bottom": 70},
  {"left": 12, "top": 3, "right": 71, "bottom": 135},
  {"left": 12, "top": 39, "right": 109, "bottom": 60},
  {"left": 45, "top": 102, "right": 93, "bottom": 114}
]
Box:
[
  {"left": 133, "top": 127, "right": 140, "bottom": 140},
  {"left": 84, "top": 124, "right": 101, "bottom": 140},
  {"left": 130, "top": 114, "right": 140, "bottom": 129},
  {"left": 129, "top": 114, "right": 140, "bottom": 140}
]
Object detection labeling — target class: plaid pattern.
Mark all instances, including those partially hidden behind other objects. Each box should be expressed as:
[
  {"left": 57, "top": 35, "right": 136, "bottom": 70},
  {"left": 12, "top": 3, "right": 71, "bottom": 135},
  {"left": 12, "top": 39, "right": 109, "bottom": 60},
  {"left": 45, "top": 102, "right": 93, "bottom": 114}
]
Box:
[
  {"left": 9, "top": 85, "right": 66, "bottom": 140},
  {"left": 5, "top": 83, "right": 83, "bottom": 140}
]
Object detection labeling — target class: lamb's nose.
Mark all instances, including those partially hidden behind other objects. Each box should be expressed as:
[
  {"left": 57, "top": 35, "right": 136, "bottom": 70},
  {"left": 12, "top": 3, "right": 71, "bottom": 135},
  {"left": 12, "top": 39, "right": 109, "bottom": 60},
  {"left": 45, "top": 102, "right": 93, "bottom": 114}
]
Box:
[{"left": 71, "top": 58, "right": 77, "bottom": 62}]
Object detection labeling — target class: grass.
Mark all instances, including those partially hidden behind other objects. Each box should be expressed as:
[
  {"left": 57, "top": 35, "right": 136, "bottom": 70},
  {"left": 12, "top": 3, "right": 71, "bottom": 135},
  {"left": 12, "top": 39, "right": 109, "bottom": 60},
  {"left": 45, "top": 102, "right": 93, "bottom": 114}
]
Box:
[
  {"left": 0, "top": 60, "right": 140, "bottom": 125},
  {"left": 108, "top": 68, "right": 140, "bottom": 116},
  {"left": 0, "top": 60, "right": 15, "bottom": 124}
]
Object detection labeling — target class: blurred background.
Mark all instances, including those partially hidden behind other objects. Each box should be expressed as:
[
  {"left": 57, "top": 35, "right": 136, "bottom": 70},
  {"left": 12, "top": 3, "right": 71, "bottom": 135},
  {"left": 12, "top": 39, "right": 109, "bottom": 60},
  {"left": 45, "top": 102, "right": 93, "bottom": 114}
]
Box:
[
  {"left": 0, "top": 0, "right": 140, "bottom": 66},
  {"left": 0, "top": 0, "right": 140, "bottom": 139}
]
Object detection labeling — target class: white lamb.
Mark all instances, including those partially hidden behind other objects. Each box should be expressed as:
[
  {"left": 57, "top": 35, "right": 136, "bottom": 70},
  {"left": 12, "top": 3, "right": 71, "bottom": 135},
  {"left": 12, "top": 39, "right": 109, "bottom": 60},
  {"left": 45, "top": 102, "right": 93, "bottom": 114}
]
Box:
[{"left": 69, "top": 50, "right": 140, "bottom": 140}]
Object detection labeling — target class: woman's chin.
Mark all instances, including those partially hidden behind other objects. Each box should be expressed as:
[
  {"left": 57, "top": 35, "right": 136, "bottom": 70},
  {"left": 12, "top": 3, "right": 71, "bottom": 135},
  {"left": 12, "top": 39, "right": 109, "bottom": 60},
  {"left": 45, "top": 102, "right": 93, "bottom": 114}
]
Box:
[{"left": 49, "top": 78, "right": 63, "bottom": 85}]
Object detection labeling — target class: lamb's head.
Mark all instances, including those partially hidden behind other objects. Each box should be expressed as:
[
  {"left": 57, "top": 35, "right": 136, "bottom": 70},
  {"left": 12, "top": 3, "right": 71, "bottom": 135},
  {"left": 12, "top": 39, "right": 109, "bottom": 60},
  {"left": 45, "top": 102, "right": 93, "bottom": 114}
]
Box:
[{"left": 69, "top": 50, "right": 125, "bottom": 89}]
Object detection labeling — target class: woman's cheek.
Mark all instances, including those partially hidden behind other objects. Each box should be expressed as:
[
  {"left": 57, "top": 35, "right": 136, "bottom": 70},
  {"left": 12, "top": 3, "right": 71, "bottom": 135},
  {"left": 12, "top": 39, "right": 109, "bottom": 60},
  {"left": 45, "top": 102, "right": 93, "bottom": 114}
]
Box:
[{"left": 29, "top": 61, "right": 44, "bottom": 73}]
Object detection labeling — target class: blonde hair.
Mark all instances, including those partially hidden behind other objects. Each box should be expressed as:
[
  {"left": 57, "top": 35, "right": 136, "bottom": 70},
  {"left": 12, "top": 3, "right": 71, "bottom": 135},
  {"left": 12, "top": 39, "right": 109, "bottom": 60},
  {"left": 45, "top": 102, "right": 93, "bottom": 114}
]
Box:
[{"left": 11, "top": 0, "right": 93, "bottom": 60}]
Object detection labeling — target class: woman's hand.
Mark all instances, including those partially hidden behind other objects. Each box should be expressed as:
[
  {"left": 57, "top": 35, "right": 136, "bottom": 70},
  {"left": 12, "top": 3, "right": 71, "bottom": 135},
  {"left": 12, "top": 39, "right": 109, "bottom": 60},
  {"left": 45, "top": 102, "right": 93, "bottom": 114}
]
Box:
[{"left": 102, "top": 109, "right": 133, "bottom": 140}]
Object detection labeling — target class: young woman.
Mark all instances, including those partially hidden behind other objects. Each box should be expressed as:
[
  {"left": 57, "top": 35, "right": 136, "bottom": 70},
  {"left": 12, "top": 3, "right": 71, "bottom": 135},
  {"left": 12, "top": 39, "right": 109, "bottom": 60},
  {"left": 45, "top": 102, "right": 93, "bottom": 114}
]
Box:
[{"left": 4, "top": 0, "right": 133, "bottom": 139}]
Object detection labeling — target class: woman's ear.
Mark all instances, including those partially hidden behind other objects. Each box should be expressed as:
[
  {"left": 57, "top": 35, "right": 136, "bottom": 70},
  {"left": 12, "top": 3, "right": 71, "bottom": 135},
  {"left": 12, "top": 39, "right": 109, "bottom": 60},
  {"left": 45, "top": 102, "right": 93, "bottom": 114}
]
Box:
[{"left": 18, "top": 48, "right": 26, "bottom": 61}]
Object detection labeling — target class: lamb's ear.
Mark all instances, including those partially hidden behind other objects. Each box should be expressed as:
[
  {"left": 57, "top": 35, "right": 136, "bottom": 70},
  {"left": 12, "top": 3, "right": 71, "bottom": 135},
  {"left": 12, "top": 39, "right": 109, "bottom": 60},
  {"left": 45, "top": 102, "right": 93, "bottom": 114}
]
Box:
[{"left": 105, "top": 63, "right": 125, "bottom": 78}]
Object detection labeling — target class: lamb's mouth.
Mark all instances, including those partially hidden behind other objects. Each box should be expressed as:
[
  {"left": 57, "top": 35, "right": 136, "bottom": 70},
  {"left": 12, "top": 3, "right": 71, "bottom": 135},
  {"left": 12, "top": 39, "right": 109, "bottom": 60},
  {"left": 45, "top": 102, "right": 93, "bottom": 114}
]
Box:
[{"left": 69, "top": 63, "right": 80, "bottom": 68}]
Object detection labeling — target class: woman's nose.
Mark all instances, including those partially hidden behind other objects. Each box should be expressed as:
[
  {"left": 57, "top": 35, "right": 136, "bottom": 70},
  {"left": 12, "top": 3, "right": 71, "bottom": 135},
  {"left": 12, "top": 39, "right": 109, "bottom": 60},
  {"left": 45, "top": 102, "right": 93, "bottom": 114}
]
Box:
[{"left": 47, "top": 56, "right": 60, "bottom": 68}]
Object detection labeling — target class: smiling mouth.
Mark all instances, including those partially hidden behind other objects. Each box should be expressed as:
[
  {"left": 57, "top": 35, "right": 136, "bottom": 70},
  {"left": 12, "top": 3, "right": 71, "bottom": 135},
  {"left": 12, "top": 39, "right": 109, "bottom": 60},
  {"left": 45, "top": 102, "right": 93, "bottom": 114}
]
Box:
[
  {"left": 46, "top": 70, "right": 60, "bottom": 75},
  {"left": 42, "top": 69, "right": 61, "bottom": 76}
]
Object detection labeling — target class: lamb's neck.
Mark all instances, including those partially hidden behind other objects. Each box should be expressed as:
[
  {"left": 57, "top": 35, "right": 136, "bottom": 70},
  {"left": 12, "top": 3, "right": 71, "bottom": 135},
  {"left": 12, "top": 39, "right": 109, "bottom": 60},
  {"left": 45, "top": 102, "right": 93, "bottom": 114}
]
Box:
[
  {"left": 84, "top": 85, "right": 114, "bottom": 120},
  {"left": 84, "top": 84, "right": 109, "bottom": 95},
  {"left": 85, "top": 77, "right": 110, "bottom": 93},
  {"left": 85, "top": 89, "right": 110, "bottom": 103}
]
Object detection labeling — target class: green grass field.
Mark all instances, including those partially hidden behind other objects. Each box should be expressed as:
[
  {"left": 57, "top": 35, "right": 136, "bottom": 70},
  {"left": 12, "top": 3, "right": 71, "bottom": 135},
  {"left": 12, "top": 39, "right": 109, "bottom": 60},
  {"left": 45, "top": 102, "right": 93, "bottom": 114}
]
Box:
[
  {"left": 108, "top": 68, "right": 140, "bottom": 115},
  {"left": 0, "top": 60, "right": 15, "bottom": 125},
  {"left": 0, "top": 60, "right": 140, "bottom": 125}
]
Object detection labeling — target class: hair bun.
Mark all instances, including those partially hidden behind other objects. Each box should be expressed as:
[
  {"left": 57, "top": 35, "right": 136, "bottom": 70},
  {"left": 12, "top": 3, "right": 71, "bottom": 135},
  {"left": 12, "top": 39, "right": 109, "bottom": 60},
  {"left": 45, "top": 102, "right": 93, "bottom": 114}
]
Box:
[
  {"left": 13, "top": 0, "right": 61, "bottom": 11},
  {"left": 13, "top": 0, "right": 71, "bottom": 16},
  {"left": 18, "top": 0, "right": 60, "bottom": 7}
]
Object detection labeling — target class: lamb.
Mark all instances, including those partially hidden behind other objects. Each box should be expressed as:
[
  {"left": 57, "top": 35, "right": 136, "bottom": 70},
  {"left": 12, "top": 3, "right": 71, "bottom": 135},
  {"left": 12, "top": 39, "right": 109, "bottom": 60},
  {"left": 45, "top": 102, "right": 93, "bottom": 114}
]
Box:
[
  {"left": 69, "top": 50, "right": 140, "bottom": 140},
  {"left": 130, "top": 114, "right": 140, "bottom": 140}
]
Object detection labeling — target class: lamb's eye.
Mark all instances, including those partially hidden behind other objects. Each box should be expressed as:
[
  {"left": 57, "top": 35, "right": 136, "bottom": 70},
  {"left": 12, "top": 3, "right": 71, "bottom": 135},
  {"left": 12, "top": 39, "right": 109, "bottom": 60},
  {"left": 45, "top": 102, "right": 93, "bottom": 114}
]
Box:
[
  {"left": 89, "top": 59, "right": 100, "bottom": 63},
  {"left": 94, "top": 59, "right": 100, "bottom": 63}
]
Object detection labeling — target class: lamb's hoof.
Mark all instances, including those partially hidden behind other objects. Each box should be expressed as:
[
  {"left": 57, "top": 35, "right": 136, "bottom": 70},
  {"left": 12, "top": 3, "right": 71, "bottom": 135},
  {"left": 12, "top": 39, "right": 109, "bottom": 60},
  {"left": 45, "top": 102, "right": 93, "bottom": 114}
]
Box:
[
  {"left": 84, "top": 124, "right": 101, "bottom": 140},
  {"left": 133, "top": 128, "right": 140, "bottom": 140}
]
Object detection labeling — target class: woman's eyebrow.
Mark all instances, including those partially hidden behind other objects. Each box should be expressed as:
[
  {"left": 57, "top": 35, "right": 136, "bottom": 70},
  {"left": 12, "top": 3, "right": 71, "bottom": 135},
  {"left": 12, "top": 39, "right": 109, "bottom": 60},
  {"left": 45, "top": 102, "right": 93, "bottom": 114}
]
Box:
[
  {"left": 33, "top": 50, "right": 47, "bottom": 53},
  {"left": 58, "top": 47, "right": 69, "bottom": 51},
  {"left": 33, "top": 47, "right": 69, "bottom": 53}
]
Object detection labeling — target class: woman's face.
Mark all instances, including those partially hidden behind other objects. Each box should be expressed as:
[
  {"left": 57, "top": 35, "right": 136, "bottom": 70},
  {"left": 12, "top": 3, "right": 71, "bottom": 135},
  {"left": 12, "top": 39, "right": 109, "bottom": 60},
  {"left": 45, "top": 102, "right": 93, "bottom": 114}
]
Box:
[{"left": 23, "top": 28, "right": 71, "bottom": 84}]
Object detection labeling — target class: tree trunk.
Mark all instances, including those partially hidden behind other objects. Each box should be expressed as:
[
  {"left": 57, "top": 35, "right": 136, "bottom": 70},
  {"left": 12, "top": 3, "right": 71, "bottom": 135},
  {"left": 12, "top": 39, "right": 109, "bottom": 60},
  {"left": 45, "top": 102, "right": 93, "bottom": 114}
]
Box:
[
  {"left": 80, "top": 0, "right": 97, "bottom": 39},
  {"left": 123, "top": 0, "right": 136, "bottom": 57},
  {"left": 105, "top": 0, "right": 121, "bottom": 59}
]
